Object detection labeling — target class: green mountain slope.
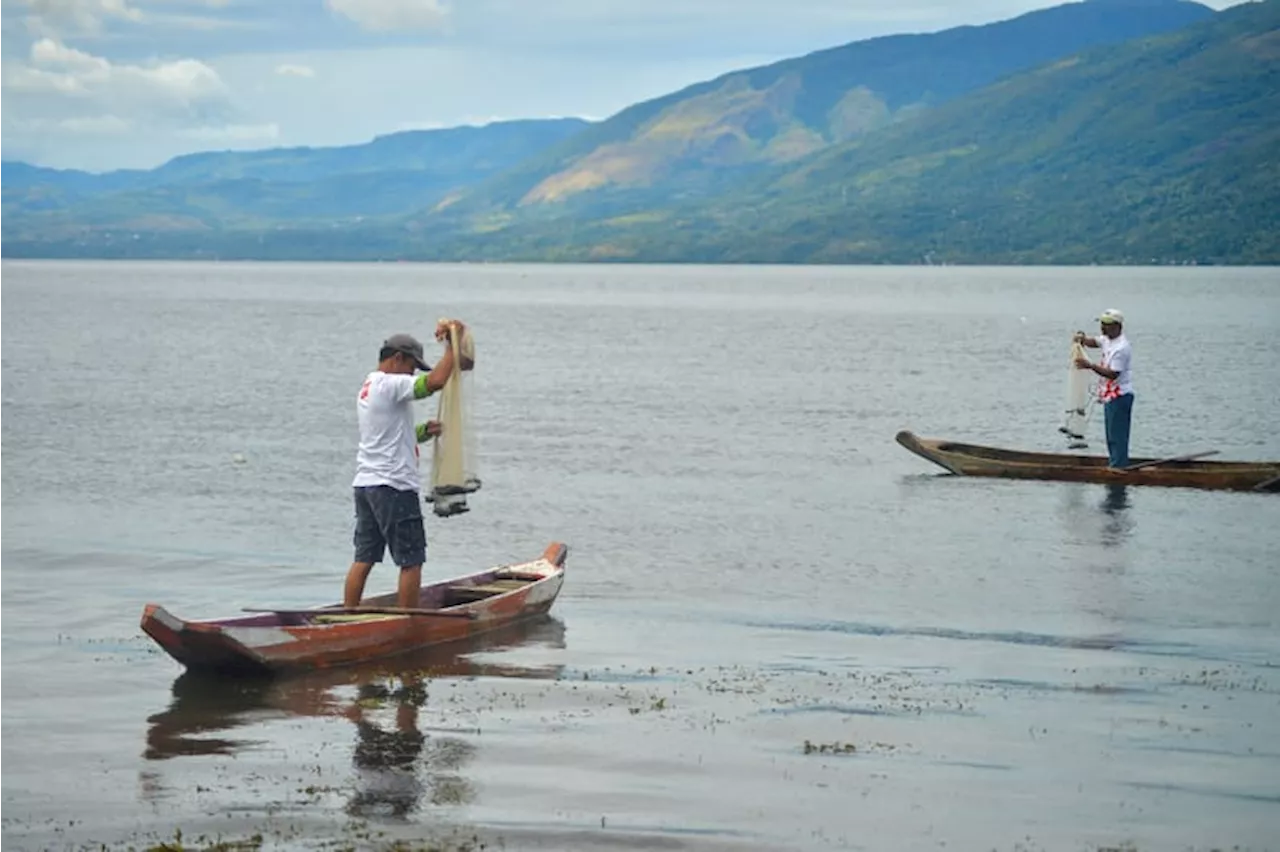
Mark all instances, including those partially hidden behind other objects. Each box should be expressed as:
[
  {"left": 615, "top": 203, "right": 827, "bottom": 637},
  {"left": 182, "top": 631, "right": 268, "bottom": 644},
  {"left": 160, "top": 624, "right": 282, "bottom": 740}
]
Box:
[
  {"left": 437, "top": 0, "right": 1215, "bottom": 216},
  {"left": 427, "top": 0, "right": 1280, "bottom": 265}
]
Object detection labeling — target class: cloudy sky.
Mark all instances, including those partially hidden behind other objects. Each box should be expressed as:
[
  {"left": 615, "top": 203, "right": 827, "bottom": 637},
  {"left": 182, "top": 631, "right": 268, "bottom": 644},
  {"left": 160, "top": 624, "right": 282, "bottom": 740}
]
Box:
[{"left": 0, "top": 0, "right": 1248, "bottom": 172}]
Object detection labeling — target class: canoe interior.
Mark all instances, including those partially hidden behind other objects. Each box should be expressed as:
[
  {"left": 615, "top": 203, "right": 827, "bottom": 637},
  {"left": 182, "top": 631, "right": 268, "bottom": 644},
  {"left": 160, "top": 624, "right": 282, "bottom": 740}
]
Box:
[
  {"left": 199, "top": 565, "right": 551, "bottom": 629},
  {"left": 927, "top": 439, "right": 1269, "bottom": 471}
]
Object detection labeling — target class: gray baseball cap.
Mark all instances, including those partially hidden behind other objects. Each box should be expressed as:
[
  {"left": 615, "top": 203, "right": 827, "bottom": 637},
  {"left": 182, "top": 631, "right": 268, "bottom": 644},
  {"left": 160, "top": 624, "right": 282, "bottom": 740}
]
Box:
[{"left": 382, "top": 333, "right": 431, "bottom": 371}]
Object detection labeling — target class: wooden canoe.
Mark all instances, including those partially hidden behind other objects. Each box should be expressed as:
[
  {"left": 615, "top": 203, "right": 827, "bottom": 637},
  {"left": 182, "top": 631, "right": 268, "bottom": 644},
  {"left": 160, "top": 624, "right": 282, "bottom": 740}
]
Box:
[
  {"left": 896, "top": 431, "right": 1280, "bottom": 493},
  {"left": 141, "top": 541, "right": 569, "bottom": 675}
]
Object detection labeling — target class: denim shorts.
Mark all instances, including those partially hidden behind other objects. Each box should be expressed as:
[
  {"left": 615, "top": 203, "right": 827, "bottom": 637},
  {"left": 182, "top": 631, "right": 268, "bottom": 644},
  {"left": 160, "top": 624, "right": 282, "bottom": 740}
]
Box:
[{"left": 353, "top": 485, "right": 427, "bottom": 568}]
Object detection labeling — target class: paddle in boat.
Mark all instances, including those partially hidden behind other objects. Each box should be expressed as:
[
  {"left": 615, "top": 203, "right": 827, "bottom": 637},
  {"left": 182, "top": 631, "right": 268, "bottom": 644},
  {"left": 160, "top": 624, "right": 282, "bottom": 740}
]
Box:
[
  {"left": 895, "top": 431, "right": 1280, "bottom": 493},
  {"left": 141, "top": 542, "right": 569, "bottom": 675}
]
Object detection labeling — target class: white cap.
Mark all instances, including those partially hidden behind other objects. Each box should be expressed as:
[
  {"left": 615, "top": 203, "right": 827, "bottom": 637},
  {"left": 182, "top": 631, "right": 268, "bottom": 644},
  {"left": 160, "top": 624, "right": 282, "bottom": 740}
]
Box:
[{"left": 1097, "top": 308, "right": 1124, "bottom": 325}]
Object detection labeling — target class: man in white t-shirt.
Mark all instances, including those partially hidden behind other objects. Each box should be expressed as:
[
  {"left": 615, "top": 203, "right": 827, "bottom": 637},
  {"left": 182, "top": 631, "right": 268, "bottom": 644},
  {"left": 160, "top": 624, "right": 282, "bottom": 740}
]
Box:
[
  {"left": 345, "top": 322, "right": 466, "bottom": 610},
  {"left": 1074, "top": 308, "right": 1134, "bottom": 468}
]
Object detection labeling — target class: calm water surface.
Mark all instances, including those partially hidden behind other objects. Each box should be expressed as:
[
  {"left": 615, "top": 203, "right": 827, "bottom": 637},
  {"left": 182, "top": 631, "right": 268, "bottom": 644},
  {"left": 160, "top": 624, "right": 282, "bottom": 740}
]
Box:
[{"left": 3, "top": 260, "right": 1280, "bottom": 851}]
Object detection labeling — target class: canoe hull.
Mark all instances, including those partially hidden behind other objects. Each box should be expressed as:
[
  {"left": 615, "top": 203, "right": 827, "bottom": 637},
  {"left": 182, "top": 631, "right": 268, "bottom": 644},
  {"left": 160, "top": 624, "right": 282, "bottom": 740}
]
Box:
[
  {"left": 141, "top": 542, "right": 569, "bottom": 675},
  {"left": 896, "top": 431, "right": 1280, "bottom": 493}
]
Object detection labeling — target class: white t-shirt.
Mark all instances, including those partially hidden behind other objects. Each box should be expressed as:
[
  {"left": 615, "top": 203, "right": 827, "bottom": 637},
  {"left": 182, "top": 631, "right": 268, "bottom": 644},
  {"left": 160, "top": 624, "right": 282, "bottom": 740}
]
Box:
[
  {"left": 352, "top": 371, "right": 421, "bottom": 492},
  {"left": 1098, "top": 334, "right": 1134, "bottom": 399}
]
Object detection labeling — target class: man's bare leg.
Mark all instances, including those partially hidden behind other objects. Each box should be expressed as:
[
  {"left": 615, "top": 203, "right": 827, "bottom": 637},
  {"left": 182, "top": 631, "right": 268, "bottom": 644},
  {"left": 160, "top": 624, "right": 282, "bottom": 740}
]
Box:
[
  {"left": 398, "top": 565, "right": 422, "bottom": 609},
  {"left": 344, "top": 561, "right": 374, "bottom": 608}
]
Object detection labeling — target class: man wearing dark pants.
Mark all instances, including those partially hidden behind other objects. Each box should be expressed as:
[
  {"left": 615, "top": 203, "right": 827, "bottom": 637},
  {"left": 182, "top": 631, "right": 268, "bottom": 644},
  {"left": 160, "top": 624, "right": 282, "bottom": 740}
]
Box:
[
  {"left": 1074, "top": 309, "right": 1134, "bottom": 469},
  {"left": 345, "top": 323, "right": 465, "bottom": 610}
]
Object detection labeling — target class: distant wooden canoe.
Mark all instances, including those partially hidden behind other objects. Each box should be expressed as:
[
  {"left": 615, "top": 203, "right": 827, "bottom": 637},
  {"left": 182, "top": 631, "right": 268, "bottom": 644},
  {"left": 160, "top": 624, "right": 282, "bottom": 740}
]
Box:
[
  {"left": 896, "top": 431, "right": 1280, "bottom": 493},
  {"left": 141, "top": 542, "right": 568, "bottom": 675}
]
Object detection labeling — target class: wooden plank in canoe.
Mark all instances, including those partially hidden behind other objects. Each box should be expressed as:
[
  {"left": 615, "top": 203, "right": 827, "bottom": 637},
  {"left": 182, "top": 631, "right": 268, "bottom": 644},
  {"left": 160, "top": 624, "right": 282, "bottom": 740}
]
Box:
[{"left": 446, "top": 579, "right": 531, "bottom": 602}]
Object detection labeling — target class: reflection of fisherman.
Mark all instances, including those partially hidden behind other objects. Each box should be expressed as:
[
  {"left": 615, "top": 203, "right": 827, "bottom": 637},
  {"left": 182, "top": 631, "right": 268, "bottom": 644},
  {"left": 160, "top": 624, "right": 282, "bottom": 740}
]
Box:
[
  {"left": 341, "top": 672, "right": 477, "bottom": 817},
  {"left": 343, "top": 675, "right": 428, "bottom": 820}
]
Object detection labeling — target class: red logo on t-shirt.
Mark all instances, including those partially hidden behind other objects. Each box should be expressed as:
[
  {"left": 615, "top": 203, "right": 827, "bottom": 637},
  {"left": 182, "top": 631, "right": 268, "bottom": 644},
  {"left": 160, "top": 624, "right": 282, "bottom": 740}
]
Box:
[{"left": 359, "top": 379, "right": 371, "bottom": 400}]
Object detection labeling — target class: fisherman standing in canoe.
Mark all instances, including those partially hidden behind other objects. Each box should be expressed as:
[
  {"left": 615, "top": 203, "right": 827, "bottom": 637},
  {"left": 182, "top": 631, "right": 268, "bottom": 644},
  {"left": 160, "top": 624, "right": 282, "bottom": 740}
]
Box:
[
  {"left": 1074, "top": 309, "right": 1134, "bottom": 469},
  {"left": 345, "top": 320, "right": 467, "bottom": 611}
]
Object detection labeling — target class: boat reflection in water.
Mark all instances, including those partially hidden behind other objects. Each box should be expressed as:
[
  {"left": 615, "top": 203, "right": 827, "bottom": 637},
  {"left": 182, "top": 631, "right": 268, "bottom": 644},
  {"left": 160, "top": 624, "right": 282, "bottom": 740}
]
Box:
[{"left": 142, "top": 616, "right": 566, "bottom": 819}]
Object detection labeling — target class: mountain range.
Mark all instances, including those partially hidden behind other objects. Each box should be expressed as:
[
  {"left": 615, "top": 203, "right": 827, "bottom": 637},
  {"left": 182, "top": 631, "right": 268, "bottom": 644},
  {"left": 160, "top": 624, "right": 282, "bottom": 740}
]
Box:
[{"left": 3, "top": 0, "right": 1276, "bottom": 264}]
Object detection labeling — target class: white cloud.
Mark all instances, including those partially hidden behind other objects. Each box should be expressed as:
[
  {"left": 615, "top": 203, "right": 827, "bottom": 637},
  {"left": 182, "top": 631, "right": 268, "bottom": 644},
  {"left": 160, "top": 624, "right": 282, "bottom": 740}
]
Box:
[
  {"left": 274, "top": 62, "right": 315, "bottom": 78},
  {"left": 325, "top": 0, "right": 449, "bottom": 32},
  {"left": 31, "top": 35, "right": 112, "bottom": 70},
  {"left": 12, "top": 0, "right": 144, "bottom": 35},
  {"left": 20, "top": 36, "right": 230, "bottom": 111},
  {"left": 0, "top": 35, "right": 242, "bottom": 164}
]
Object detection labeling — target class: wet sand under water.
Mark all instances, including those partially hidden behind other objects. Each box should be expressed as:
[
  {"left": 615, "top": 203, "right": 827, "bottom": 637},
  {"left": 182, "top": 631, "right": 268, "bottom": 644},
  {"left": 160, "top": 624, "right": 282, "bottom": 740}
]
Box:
[{"left": 6, "top": 605, "right": 1278, "bottom": 852}]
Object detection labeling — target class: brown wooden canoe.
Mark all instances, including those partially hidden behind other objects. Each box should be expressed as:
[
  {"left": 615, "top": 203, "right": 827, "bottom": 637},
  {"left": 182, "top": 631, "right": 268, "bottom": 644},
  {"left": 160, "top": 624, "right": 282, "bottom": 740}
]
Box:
[
  {"left": 896, "top": 431, "right": 1280, "bottom": 493},
  {"left": 141, "top": 542, "right": 568, "bottom": 675}
]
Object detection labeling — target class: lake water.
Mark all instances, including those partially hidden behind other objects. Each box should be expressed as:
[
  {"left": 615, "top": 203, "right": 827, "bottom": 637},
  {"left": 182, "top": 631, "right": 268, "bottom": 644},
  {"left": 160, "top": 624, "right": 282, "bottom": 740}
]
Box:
[{"left": 2, "top": 260, "right": 1279, "bottom": 852}]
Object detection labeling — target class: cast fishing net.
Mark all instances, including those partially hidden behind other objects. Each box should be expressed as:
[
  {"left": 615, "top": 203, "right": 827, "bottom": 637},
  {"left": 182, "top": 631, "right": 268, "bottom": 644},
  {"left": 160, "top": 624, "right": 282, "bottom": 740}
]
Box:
[{"left": 427, "top": 319, "right": 481, "bottom": 516}]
